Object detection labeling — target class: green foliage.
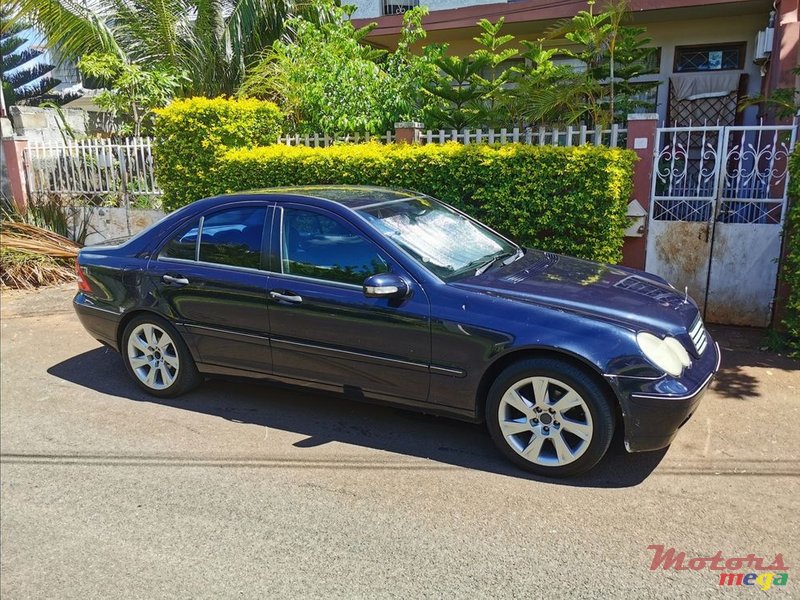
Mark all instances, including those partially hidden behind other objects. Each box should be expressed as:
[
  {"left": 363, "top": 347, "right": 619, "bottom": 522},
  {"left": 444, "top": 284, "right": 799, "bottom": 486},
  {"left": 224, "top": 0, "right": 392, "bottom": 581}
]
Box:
[
  {"left": 240, "top": 3, "right": 437, "bottom": 135},
  {"left": 525, "top": 0, "right": 659, "bottom": 127},
  {"left": 471, "top": 18, "right": 519, "bottom": 127},
  {"left": 779, "top": 147, "right": 800, "bottom": 356},
  {"left": 195, "top": 142, "right": 635, "bottom": 263},
  {"left": 503, "top": 41, "right": 575, "bottom": 127},
  {"left": 153, "top": 97, "right": 283, "bottom": 211},
  {"left": 0, "top": 5, "right": 74, "bottom": 106},
  {"left": 741, "top": 67, "right": 800, "bottom": 120},
  {"left": 13, "top": 0, "right": 336, "bottom": 99},
  {"left": 227, "top": 0, "right": 656, "bottom": 132},
  {"left": 422, "top": 17, "right": 522, "bottom": 130},
  {"left": 423, "top": 52, "right": 491, "bottom": 130},
  {"left": 79, "top": 52, "right": 188, "bottom": 136},
  {"left": 380, "top": 7, "right": 443, "bottom": 127}
]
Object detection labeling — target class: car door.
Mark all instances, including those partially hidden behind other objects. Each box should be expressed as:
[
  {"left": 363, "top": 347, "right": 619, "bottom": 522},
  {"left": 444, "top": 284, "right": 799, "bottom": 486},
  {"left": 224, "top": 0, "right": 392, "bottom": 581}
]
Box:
[
  {"left": 266, "top": 203, "right": 431, "bottom": 403},
  {"left": 147, "top": 202, "right": 273, "bottom": 374}
]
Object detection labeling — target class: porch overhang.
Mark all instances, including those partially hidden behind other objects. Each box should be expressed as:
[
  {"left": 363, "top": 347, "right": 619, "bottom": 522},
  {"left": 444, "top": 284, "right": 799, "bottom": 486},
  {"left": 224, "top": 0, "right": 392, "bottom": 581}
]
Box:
[{"left": 354, "top": 0, "right": 772, "bottom": 48}]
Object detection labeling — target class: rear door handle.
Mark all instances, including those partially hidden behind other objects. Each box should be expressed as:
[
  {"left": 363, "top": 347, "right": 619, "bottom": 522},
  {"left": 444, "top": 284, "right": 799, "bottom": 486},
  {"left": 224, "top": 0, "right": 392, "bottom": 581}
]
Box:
[
  {"left": 270, "top": 290, "right": 303, "bottom": 304},
  {"left": 162, "top": 274, "right": 189, "bottom": 286}
]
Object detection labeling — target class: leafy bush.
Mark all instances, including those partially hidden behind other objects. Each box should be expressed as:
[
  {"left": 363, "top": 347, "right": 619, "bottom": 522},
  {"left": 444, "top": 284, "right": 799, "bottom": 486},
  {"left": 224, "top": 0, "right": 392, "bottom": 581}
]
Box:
[
  {"left": 79, "top": 52, "right": 188, "bottom": 136},
  {"left": 199, "top": 142, "right": 635, "bottom": 263},
  {"left": 154, "top": 97, "right": 283, "bottom": 211},
  {"left": 240, "top": 4, "right": 439, "bottom": 135},
  {"left": 779, "top": 147, "right": 800, "bottom": 355}
]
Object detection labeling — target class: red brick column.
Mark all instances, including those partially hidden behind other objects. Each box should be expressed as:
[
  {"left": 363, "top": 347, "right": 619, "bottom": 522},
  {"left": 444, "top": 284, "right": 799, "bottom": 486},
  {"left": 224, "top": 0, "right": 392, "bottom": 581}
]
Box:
[
  {"left": 765, "top": 0, "right": 799, "bottom": 122},
  {"left": 621, "top": 114, "right": 659, "bottom": 271},
  {"left": 394, "top": 122, "right": 424, "bottom": 144},
  {"left": 1, "top": 137, "right": 29, "bottom": 212},
  {"left": 768, "top": 1, "right": 799, "bottom": 329}
]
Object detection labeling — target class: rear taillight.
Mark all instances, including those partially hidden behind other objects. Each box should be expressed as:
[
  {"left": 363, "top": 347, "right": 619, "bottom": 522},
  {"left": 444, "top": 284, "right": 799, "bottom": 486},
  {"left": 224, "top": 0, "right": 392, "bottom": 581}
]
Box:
[{"left": 75, "top": 257, "right": 92, "bottom": 293}]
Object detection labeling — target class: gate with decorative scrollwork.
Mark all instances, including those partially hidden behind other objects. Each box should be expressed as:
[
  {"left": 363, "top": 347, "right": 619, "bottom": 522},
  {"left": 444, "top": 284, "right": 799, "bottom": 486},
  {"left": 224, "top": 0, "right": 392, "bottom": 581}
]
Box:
[{"left": 645, "top": 123, "right": 797, "bottom": 327}]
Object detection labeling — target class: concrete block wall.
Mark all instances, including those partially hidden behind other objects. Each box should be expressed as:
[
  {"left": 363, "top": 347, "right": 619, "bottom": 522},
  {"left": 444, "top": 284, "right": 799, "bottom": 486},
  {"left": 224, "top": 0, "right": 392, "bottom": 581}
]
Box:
[
  {"left": 70, "top": 207, "right": 165, "bottom": 246},
  {"left": 8, "top": 106, "right": 89, "bottom": 143}
]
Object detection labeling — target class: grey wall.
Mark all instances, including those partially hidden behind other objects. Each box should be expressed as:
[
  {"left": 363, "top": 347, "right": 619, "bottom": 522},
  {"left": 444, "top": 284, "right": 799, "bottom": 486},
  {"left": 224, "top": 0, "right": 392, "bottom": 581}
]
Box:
[{"left": 8, "top": 106, "right": 89, "bottom": 143}]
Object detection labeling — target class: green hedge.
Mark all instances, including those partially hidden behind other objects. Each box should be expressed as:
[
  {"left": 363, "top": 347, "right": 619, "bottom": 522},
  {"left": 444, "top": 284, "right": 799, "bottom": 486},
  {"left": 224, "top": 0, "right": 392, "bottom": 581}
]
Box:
[
  {"left": 154, "top": 97, "right": 282, "bottom": 211},
  {"left": 780, "top": 146, "right": 800, "bottom": 355},
  {"left": 207, "top": 142, "right": 635, "bottom": 263}
]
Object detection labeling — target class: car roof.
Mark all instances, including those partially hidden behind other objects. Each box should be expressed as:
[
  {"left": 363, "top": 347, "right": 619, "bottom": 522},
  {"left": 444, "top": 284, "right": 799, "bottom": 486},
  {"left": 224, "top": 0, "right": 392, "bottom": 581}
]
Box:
[{"left": 233, "top": 185, "right": 424, "bottom": 210}]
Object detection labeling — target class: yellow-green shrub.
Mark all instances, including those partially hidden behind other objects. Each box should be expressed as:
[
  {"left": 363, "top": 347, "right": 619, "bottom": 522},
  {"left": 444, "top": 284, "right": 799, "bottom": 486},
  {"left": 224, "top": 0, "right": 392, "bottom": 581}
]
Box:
[
  {"left": 154, "top": 97, "right": 282, "bottom": 210},
  {"left": 206, "top": 142, "right": 636, "bottom": 263}
]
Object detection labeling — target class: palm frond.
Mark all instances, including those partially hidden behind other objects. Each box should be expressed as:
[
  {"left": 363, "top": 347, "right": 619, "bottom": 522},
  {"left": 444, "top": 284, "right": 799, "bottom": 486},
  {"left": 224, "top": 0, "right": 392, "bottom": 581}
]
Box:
[{"left": 14, "top": 0, "right": 123, "bottom": 64}]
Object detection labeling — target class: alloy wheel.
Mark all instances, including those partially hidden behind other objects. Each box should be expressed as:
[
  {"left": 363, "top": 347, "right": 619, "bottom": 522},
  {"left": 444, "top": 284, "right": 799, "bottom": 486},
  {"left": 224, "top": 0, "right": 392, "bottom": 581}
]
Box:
[
  {"left": 126, "top": 323, "right": 180, "bottom": 390},
  {"left": 497, "top": 376, "right": 594, "bottom": 467}
]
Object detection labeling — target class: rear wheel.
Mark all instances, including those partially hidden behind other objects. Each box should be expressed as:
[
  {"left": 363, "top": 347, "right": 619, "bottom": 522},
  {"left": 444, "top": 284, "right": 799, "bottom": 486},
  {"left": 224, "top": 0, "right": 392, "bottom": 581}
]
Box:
[
  {"left": 486, "top": 358, "right": 614, "bottom": 477},
  {"left": 122, "top": 315, "right": 201, "bottom": 398}
]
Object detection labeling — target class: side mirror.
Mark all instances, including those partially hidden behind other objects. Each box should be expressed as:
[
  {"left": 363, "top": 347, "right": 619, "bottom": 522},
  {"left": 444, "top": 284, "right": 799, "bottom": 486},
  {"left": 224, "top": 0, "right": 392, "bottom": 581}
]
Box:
[{"left": 363, "top": 273, "right": 410, "bottom": 300}]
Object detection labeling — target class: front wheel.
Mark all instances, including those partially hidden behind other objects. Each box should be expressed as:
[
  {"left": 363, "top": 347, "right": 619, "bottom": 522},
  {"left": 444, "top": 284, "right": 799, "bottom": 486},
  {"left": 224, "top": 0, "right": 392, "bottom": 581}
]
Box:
[
  {"left": 486, "top": 358, "right": 615, "bottom": 477},
  {"left": 122, "top": 315, "right": 201, "bottom": 398}
]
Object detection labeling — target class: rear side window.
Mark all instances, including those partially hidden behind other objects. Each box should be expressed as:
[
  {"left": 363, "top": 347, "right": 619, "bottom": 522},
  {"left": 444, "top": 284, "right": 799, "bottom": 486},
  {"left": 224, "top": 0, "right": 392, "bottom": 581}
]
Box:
[
  {"left": 160, "top": 220, "right": 200, "bottom": 260},
  {"left": 198, "top": 207, "right": 267, "bottom": 269}
]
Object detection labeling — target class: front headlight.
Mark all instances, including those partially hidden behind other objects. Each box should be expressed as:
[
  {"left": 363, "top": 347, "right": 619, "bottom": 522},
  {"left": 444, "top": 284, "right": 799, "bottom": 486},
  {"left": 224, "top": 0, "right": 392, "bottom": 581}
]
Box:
[{"left": 636, "top": 332, "right": 692, "bottom": 377}]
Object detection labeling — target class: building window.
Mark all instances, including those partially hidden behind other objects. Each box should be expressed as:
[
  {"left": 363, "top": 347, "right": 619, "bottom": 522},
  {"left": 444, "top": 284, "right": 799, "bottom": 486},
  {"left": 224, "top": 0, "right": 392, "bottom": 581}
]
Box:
[
  {"left": 674, "top": 43, "right": 745, "bottom": 73},
  {"left": 382, "top": 1, "right": 418, "bottom": 16}
]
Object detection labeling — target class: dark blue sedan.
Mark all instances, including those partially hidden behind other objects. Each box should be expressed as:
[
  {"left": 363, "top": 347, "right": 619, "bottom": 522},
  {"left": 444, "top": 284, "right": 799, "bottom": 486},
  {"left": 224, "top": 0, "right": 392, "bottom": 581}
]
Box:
[{"left": 74, "top": 186, "right": 720, "bottom": 476}]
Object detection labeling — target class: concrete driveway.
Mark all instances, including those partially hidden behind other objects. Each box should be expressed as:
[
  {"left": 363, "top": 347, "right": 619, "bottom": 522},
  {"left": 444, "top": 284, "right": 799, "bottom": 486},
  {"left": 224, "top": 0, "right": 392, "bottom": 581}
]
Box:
[{"left": 1, "top": 284, "right": 798, "bottom": 599}]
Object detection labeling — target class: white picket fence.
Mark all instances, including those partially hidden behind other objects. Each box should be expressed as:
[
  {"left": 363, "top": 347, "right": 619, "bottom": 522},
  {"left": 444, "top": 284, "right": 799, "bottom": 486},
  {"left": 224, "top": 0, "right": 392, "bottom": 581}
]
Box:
[
  {"left": 24, "top": 137, "right": 162, "bottom": 200},
  {"left": 277, "top": 131, "right": 396, "bottom": 146},
  {"left": 278, "top": 124, "right": 628, "bottom": 148}
]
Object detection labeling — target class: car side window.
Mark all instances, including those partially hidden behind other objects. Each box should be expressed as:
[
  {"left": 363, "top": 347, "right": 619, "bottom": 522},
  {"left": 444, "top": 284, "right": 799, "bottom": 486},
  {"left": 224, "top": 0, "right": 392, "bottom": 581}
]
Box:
[
  {"left": 198, "top": 207, "right": 267, "bottom": 270},
  {"left": 282, "top": 208, "right": 389, "bottom": 285},
  {"left": 160, "top": 220, "right": 200, "bottom": 260}
]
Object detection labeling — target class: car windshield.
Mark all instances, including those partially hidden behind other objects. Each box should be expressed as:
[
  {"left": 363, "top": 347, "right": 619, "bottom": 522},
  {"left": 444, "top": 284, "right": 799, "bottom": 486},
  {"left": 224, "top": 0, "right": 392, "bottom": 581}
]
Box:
[{"left": 356, "top": 195, "right": 519, "bottom": 281}]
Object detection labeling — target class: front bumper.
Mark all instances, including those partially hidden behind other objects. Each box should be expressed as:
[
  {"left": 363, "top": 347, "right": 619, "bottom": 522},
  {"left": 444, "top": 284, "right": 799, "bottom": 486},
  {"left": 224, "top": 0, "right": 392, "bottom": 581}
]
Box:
[{"left": 610, "top": 337, "right": 722, "bottom": 453}]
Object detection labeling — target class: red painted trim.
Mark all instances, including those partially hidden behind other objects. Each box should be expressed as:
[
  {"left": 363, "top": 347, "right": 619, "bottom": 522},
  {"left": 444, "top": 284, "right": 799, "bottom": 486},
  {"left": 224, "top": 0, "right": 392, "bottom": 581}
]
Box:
[
  {"left": 620, "top": 117, "right": 658, "bottom": 270},
  {"left": 353, "top": 0, "right": 766, "bottom": 37}
]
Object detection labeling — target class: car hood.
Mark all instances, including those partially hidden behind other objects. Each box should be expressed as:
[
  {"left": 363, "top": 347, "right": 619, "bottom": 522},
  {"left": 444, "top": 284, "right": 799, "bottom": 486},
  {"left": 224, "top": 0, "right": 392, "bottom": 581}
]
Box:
[{"left": 452, "top": 249, "right": 699, "bottom": 334}]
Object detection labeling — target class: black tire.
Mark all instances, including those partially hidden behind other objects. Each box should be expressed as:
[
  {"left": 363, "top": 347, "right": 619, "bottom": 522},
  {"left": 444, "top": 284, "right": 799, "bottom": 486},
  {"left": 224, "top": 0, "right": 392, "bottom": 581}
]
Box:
[
  {"left": 486, "top": 358, "right": 615, "bottom": 477},
  {"left": 121, "top": 314, "right": 201, "bottom": 398}
]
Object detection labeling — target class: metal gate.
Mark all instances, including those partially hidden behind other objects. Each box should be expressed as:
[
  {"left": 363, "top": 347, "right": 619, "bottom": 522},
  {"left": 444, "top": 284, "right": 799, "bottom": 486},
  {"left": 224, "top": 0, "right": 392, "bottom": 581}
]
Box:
[{"left": 645, "top": 123, "right": 797, "bottom": 327}]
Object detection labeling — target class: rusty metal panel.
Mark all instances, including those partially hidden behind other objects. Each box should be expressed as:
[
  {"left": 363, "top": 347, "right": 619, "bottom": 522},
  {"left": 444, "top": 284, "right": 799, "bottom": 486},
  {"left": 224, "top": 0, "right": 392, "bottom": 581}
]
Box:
[
  {"left": 706, "top": 224, "right": 782, "bottom": 326},
  {"left": 646, "top": 122, "right": 797, "bottom": 326},
  {"left": 703, "top": 124, "right": 797, "bottom": 326},
  {"left": 646, "top": 220, "right": 712, "bottom": 312},
  {"left": 645, "top": 126, "right": 722, "bottom": 312}
]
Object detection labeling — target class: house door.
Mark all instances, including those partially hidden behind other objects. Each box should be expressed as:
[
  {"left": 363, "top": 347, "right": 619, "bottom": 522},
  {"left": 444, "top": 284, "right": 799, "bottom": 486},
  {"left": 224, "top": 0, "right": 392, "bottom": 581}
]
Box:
[{"left": 645, "top": 123, "right": 797, "bottom": 327}]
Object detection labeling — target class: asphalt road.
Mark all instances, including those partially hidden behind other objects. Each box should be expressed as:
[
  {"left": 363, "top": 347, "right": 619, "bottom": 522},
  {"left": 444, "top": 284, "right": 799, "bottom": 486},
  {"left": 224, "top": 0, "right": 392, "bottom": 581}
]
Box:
[{"left": 1, "top": 284, "right": 798, "bottom": 599}]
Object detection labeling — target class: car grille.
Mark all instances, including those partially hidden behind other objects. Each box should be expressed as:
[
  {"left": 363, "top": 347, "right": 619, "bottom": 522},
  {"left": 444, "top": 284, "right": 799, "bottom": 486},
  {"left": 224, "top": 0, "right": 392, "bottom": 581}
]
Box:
[{"left": 689, "top": 315, "right": 708, "bottom": 355}]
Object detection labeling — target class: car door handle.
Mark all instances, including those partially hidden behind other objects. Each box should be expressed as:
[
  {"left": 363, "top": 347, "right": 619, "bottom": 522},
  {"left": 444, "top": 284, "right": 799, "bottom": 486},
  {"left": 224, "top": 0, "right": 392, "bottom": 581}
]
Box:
[
  {"left": 162, "top": 274, "right": 189, "bottom": 286},
  {"left": 270, "top": 290, "right": 303, "bottom": 304}
]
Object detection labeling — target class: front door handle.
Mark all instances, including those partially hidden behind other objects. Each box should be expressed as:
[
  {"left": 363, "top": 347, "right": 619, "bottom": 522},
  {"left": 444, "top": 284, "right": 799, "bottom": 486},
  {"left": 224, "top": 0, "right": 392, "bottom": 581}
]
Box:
[
  {"left": 162, "top": 274, "right": 189, "bottom": 286},
  {"left": 270, "top": 290, "right": 303, "bottom": 304}
]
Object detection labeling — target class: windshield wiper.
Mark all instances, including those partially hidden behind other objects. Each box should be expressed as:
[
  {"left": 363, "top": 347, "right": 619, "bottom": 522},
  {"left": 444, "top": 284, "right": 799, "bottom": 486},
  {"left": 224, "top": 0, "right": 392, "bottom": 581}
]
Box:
[{"left": 474, "top": 248, "right": 523, "bottom": 276}]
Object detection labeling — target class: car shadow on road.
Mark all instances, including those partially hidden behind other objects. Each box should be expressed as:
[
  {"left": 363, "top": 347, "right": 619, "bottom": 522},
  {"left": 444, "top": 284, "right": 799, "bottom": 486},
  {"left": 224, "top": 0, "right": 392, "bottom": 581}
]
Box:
[
  {"left": 707, "top": 325, "right": 799, "bottom": 400},
  {"left": 48, "top": 347, "right": 668, "bottom": 489}
]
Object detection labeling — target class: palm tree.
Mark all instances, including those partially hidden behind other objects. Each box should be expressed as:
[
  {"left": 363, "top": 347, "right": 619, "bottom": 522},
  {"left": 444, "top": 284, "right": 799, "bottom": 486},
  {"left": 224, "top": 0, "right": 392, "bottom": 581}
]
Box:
[{"left": 12, "top": 0, "right": 335, "bottom": 97}]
